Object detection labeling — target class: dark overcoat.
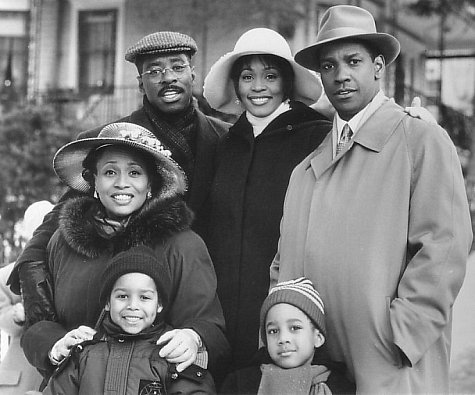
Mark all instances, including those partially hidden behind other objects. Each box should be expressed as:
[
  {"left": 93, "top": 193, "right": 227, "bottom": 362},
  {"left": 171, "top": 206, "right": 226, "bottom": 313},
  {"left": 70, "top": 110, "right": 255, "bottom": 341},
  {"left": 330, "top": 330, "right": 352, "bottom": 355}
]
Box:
[
  {"left": 21, "top": 195, "right": 229, "bottom": 379},
  {"left": 203, "top": 102, "right": 331, "bottom": 369}
]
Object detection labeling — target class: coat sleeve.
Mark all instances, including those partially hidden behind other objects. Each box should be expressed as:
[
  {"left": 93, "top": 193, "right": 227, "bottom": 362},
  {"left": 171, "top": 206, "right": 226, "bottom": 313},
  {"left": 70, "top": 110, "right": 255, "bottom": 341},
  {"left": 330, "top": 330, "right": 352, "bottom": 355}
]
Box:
[
  {"left": 389, "top": 119, "right": 473, "bottom": 366},
  {"left": 20, "top": 231, "right": 72, "bottom": 378},
  {"left": 160, "top": 230, "right": 231, "bottom": 378},
  {"left": 42, "top": 358, "right": 80, "bottom": 395},
  {"left": 21, "top": 320, "right": 68, "bottom": 377}
]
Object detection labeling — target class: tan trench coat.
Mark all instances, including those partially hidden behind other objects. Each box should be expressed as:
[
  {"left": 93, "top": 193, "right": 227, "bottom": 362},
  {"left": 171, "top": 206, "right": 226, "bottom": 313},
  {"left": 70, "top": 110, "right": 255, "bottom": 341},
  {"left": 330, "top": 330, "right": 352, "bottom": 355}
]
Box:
[{"left": 270, "top": 98, "right": 472, "bottom": 394}]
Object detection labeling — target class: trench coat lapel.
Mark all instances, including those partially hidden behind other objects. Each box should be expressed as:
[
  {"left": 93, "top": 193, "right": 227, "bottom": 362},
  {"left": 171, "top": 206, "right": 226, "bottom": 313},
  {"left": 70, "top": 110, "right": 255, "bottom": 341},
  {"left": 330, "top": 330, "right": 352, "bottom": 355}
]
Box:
[
  {"left": 308, "top": 132, "right": 334, "bottom": 180},
  {"left": 308, "top": 99, "right": 404, "bottom": 180}
]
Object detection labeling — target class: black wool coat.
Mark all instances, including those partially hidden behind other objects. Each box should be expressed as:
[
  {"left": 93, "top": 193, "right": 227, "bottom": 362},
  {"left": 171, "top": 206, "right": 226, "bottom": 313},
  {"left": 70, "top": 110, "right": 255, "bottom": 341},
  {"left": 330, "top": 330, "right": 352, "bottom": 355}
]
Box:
[
  {"left": 8, "top": 103, "right": 229, "bottom": 329},
  {"left": 203, "top": 101, "right": 332, "bottom": 370},
  {"left": 20, "top": 195, "right": 229, "bottom": 380}
]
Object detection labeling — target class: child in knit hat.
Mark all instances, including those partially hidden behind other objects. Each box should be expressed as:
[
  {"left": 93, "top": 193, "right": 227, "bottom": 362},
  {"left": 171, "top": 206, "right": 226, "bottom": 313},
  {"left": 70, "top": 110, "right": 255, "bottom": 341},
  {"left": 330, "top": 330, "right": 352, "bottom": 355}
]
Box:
[
  {"left": 220, "top": 277, "right": 355, "bottom": 395},
  {"left": 43, "top": 245, "right": 216, "bottom": 395}
]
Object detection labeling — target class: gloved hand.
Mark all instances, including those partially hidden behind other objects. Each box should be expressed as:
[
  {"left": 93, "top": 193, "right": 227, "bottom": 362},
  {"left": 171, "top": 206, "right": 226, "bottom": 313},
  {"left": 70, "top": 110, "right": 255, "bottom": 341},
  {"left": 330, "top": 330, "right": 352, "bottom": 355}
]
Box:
[
  {"left": 156, "top": 328, "right": 201, "bottom": 372},
  {"left": 404, "top": 96, "right": 437, "bottom": 125},
  {"left": 49, "top": 325, "right": 96, "bottom": 365},
  {"left": 12, "top": 302, "right": 25, "bottom": 324}
]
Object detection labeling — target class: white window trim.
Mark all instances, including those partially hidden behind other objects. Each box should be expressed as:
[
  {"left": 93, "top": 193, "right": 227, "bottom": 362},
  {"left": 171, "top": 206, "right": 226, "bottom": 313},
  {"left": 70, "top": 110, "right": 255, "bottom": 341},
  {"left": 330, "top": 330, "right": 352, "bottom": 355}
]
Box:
[{"left": 68, "top": 0, "right": 125, "bottom": 92}]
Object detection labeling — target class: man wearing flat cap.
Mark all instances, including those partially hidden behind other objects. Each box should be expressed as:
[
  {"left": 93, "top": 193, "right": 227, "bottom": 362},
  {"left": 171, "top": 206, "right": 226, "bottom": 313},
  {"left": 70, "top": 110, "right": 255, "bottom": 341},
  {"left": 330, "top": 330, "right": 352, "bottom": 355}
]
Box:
[
  {"left": 270, "top": 5, "right": 472, "bottom": 394},
  {"left": 8, "top": 31, "right": 230, "bottom": 382}
]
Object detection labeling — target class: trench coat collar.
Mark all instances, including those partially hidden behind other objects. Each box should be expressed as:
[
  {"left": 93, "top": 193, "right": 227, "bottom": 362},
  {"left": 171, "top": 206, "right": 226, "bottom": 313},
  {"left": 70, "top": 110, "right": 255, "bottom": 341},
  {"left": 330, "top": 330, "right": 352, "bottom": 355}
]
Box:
[{"left": 307, "top": 97, "right": 405, "bottom": 179}]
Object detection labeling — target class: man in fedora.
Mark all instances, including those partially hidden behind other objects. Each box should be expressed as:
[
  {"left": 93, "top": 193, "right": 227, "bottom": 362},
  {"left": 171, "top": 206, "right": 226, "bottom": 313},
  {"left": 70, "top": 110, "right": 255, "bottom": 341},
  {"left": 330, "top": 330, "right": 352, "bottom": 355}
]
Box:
[
  {"left": 8, "top": 31, "right": 230, "bottom": 378},
  {"left": 270, "top": 5, "right": 472, "bottom": 393}
]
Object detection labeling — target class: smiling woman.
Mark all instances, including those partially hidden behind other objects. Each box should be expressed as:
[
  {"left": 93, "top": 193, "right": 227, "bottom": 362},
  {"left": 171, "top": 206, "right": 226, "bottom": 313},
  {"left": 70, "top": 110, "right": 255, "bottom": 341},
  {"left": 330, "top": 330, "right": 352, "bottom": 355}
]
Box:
[
  {"left": 201, "top": 28, "right": 332, "bottom": 378},
  {"left": 89, "top": 147, "right": 152, "bottom": 219},
  {"left": 20, "top": 122, "right": 229, "bottom": 390}
]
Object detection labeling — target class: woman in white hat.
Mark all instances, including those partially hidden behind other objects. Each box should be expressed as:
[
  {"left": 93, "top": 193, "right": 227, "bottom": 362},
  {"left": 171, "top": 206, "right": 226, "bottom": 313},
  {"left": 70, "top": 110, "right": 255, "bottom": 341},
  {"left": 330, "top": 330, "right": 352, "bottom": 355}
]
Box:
[
  {"left": 20, "top": 122, "right": 229, "bottom": 386},
  {"left": 202, "top": 28, "right": 332, "bottom": 375}
]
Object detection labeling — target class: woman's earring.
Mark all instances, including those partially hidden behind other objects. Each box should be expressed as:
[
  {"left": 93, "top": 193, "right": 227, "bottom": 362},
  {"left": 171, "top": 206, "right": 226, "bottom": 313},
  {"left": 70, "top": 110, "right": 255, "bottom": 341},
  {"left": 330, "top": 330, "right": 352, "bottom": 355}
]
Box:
[
  {"left": 94, "top": 189, "right": 99, "bottom": 199},
  {"left": 147, "top": 191, "right": 152, "bottom": 199},
  {"left": 235, "top": 98, "right": 240, "bottom": 105}
]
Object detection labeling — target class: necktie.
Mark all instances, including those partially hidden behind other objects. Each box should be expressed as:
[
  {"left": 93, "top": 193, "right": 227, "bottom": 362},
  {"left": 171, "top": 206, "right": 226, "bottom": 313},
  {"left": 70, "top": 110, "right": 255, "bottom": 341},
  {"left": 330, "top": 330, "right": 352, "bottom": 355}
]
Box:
[{"left": 336, "top": 123, "right": 353, "bottom": 156}]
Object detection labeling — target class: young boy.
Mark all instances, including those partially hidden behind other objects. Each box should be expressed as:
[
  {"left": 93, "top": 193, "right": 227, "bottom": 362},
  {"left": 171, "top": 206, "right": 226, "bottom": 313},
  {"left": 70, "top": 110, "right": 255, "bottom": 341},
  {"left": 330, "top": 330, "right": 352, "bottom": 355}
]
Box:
[
  {"left": 221, "top": 278, "right": 355, "bottom": 394},
  {"left": 43, "top": 245, "right": 216, "bottom": 394}
]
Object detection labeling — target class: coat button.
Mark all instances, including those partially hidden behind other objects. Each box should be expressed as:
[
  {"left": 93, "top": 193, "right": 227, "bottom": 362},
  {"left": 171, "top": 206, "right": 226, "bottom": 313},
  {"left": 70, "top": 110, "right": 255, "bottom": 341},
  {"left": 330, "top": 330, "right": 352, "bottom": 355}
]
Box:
[
  {"left": 196, "top": 371, "right": 203, "bottom": 377},
  {"left": 171, "top": 373, "right": 178, "bottom": 380},
  {"left": 286, "top": 125, "right": 293, "bottom": 131}
]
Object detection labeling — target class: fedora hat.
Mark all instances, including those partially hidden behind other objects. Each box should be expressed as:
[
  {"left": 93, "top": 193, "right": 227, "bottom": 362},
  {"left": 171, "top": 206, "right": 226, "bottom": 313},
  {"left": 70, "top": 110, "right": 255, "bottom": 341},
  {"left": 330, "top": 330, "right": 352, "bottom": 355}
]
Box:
[
  {"left": 295, "top": 5, "right": 400, "bottom": 71},
  {"left": 53, "top": 122, "right": 187, "bottom": 197},
  {"left": 203, "top": 28, "right": 323, "bottom": 115}
]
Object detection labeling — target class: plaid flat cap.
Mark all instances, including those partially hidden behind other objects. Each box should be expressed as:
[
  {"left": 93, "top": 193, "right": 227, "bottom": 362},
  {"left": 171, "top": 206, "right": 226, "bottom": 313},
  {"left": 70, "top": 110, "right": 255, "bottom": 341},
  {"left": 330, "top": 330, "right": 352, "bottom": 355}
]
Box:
[{"left": 125, "top": 31, "right": 198, "bottom": 63}]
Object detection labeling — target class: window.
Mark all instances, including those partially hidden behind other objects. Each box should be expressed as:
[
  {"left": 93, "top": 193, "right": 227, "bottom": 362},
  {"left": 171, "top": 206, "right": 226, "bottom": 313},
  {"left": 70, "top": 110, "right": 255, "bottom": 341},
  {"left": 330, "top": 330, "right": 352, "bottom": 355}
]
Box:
[
  {"left": 78, "top": 9, "right": 117, "bottom": 95},
  {"left": 0, "top": 11, "right": 28, "bottom": 100}
]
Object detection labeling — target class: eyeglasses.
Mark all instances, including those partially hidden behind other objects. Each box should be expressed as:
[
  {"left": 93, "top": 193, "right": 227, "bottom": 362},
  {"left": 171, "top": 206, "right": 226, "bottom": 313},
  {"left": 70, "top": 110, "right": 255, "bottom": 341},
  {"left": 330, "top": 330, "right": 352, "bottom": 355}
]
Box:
[{"left": 138, "top": 64, "right": 191, "bottom": 81}]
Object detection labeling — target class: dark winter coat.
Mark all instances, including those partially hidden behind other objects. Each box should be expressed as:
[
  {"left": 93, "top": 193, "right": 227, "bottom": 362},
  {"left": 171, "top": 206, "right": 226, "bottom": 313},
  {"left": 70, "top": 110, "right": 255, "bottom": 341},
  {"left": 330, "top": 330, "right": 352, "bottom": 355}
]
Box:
[
  {"left": 44, "top": 317, "right": 216, "bottom": 395},
  {"left": 203, "top": 102, "right": 331, "bottom": 370},
  {"left": 8, "top": 104, "right": 229, "bottom": 323},
  {"left": 220, "top": 347, "right": 355, "bottom": 395},
  {"left": 21, "top": 195, "right": 229, "bottom": 379}
]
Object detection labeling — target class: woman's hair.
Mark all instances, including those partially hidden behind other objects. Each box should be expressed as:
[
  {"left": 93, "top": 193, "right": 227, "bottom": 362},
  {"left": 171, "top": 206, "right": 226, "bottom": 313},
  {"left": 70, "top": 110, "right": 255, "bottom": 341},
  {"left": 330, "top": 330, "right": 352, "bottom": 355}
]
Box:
[
  {"left": 81, "top": 145, "right": 163, "bottom": 196},
  {"left": 230, "top": 54, "right": 294, "bottom": 102}
]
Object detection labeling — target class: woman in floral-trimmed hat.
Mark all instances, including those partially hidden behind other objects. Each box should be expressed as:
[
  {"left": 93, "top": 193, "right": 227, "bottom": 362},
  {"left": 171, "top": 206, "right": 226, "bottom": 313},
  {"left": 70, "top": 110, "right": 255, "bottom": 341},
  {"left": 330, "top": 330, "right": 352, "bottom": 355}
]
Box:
[
  {"left": 202, "top": 28, "right": 333, "bottom": 376},
  {"left": 20, "top": 122, "right": 229, "bottom": 387}
]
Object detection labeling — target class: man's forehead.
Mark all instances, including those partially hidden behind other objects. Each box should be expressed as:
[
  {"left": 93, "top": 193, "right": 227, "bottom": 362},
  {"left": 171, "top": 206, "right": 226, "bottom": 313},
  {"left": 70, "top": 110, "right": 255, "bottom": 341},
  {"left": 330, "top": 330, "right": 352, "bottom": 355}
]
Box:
[
  {"left": 142, "top": 53, "right": 189, "bottom": 65},
  {"left": 320, "top": 40, "right": 372, "bottom": 58}
]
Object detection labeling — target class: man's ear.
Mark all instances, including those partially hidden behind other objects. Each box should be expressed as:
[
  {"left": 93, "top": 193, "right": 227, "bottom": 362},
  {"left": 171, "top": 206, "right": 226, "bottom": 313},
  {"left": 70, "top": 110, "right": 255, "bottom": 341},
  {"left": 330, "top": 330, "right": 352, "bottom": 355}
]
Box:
[
  {"left": 314, "top": 331, "right": 325, "bottom": 348},
  {"left": 374, "top": 55, "right": 385, "bottom": 80},
  {"left": 138, "top": 77, "right": 145, "bottom": 95}
]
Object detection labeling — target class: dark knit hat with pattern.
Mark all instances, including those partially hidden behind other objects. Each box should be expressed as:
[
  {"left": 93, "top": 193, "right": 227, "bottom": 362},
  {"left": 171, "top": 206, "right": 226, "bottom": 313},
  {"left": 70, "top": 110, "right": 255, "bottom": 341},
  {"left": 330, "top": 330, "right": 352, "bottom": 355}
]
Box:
[
  {"left": 125, "top": 31, "right": 198, "bottom": 63},
  {"left": 100, "top": 245, "right": 172, "bottom": 308},
  {"left": 260, "top": 277, "right": 326, "bottom": 344}
]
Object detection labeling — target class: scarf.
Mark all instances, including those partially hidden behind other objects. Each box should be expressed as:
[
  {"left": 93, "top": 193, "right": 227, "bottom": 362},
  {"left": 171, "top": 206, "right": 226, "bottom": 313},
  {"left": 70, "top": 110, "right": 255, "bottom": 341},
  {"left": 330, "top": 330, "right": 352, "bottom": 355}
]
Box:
[
  {"left": 143, "top": 96, "right": 197, "bottom": 180},
  {"left": 93, "top": 208, "right": 131, "bottom": 239},
  {"left": 246, "top": 100, "right": 291, "bottom": 137},
  {"left": 258, "top": 364, "right": 332, "bottom": 395}
]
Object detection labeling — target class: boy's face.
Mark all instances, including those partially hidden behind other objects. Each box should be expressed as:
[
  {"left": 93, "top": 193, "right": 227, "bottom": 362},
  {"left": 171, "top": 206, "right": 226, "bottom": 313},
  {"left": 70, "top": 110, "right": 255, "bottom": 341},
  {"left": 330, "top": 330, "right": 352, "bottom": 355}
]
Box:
[
  {"left": 106, "top": 272, "right": 162, "bottom": 334},
  {"left": 318, "top": 40, "right": 384, "bottom": 121},
  {"left": 265, "top": 303, "right": 324, "bottom": 369}
]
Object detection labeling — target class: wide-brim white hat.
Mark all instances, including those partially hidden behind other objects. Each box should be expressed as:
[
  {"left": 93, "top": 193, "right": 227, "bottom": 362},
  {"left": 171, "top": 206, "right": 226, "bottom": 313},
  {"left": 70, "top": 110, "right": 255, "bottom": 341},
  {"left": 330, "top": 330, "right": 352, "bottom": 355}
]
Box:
[
  {"left": 53, "top": 122, "right": 187, "bottom": 198},
  {"left": 295, "top": 5, "right": 400, "bottom": 71},
  {"left": 203, "top": 28, "right": 323, "bottom": 115}
]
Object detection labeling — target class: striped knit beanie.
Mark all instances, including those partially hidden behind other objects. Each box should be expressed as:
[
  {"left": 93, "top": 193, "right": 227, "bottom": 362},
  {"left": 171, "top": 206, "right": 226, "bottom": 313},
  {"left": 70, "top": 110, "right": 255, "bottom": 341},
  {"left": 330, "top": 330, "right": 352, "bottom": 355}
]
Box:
[
  {"left": 99, "top": 245, "right": 172, "bottom": 309},
  {"left": 260, "top": 277, "right": 326, "bottom": 344},
  {"left": 125, "top": 31, "right": 198, "bottom": 63}
]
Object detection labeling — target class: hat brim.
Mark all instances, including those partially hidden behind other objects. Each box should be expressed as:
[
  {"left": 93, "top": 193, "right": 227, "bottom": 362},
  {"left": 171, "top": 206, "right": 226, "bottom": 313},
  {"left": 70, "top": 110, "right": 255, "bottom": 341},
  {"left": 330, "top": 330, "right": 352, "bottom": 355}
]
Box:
[
  {"left": 53, "top": 137, "right": 187, "bottom": 197},
  {"left": 203, "top": 50, "right": 323, "bottom": 115},
  {"left": 295, "top": 33, "right": 400, "bottom": 71}
]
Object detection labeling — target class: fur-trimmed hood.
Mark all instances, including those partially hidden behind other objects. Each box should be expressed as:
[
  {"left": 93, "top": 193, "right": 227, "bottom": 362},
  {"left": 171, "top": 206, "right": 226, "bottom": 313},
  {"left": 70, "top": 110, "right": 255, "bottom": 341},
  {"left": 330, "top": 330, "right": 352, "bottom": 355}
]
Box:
[{"left": 58, "top": 195, "right": 194, "bottom": 258}]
